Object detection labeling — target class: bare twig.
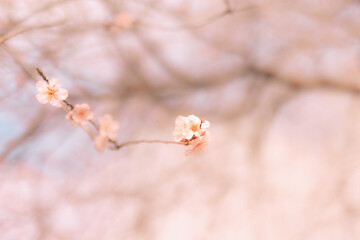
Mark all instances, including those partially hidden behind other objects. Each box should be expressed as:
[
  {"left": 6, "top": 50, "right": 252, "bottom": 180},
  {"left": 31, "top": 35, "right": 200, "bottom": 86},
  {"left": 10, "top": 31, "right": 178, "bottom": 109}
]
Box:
[
  {"left": 0, "top": 21, "right": 65, "bottom": 44},
  {"left": 111, "top": 139, "right": 188, "bottom": 150},
  {"left": 0, "top": 108, "right": 45, "bottom": 162},
  {"left": 36, "top": 68, "right": 49, "bottom": 83},
  {"left": 223, "top": 0, "right": 232, "bottom": 13},
  {"left": 1, "top": 43, "right": 39, "bottom": 82},
  {"left": 136, "top": 5, "right": 256, "bottom": 31}
]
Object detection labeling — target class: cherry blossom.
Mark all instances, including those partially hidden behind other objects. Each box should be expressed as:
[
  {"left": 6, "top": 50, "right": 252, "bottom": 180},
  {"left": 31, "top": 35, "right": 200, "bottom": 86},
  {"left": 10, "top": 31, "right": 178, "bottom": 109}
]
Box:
[
  {"left": 173, "top": 116, "right": 191, "bottom": 142},
  {"left": 174, "top": 114, "right": 211, "bottom": 155},
  {"left": 66, "top": 103, "right": 93, "bottom": 126},
  {"left": 113, "top": 12, "right": 134, "bottom": 30},
  {"left": 173, "top": 115, "right": 210, "bottom": 142},
  {"left": 36, "top": 79, "right": 68, "bottom": 108},
  {"left": 185, "top": 131, "right": 211, "bottom": 156},
  {"left": 98, "top": 114, "right": 119, "bottom": 140},
  {"left": 93, "top": 114, "right": 119, "bottom": 153},
  {"left": 187, "top": 114, "right": 203, "bottom": 137},
  {"left": 94, "top": 134, "right": 109, "bottom": 153}
]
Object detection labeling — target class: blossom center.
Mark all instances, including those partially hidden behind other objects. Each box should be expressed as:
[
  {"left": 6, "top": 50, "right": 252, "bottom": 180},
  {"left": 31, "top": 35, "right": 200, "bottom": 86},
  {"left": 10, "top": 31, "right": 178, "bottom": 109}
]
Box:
[
  {"left": 190, "top": 123, "right": 199, "bottom": 132},
  {"left": 46, "top": 86, "right": 58, "bottom": 99}
]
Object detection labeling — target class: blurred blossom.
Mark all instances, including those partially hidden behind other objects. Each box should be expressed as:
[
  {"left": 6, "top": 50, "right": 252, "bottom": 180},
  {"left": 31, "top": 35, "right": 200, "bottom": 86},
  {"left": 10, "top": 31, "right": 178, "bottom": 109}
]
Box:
[
  {"left": 110, "top": 12, "right": 135, "bottom": 32},
  {"left": 185, "top": 130, "right": 211, "bottom": 156},
  {"left": 94, "top": 134, "right": 109, "bottom": 153},
  {"left": 66, "top": 103, "right": 93, "bottom": 126},
  {"left": 98, "top": 114, "right": 119, "bottom": 140}
]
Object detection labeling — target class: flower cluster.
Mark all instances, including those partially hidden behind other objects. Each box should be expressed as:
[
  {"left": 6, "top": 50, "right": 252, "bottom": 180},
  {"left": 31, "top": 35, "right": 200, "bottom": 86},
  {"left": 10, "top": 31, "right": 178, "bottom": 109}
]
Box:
[
  {"left": 35, "top": 72, "right": 211, "bottom": 156},
  {"left": 36, "top": 78, "right": 119, "bottom": 153},
  {"left": 173, "top": 115, "right": 210, "bottom": 155}
]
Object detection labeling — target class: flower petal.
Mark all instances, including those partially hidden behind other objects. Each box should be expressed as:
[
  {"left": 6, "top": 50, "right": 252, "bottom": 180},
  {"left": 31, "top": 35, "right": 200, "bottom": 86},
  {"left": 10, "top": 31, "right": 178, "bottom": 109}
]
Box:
[
  {"left": 56, "top": 88, "right": 68, "bottom": 100},
  {"left": 185, "top": 131, "right": 195, "bottom": 140},
  {"left": 36, "top": 93, "right": 48, "bottom": 104},
  {"left": 75, "top": 103, "right": 90, "bottom": 112},
  {"left": 188, "top": 115, "right": 201, "bottom": 125},
  {"left": 201, "top": 120, "right": 210, "bottom": 129},
  {"left": 49, "top": 98, "right": 62, "bottom": 108},
  {"left": 49, "top": 78, "right": 60, "bottom": 88},
  {"left": 175, "top": 116, "right": 186, "bottom": 126},
  {"left": 36, "top": 81, "right": 47, "bottom": 92}
]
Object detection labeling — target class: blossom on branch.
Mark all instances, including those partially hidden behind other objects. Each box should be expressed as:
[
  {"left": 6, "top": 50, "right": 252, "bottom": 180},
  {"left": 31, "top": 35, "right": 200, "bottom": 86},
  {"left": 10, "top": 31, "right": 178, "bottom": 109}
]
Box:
[
  {"left": 36, "top": 78, "right": 68, "bottom": 108},
  {"left": 94, "top": 134, "right": 109, "bottom": 153},
  {"left": 94, "top": 114, "right": 119, "bottom": 153},
  {"left": 185, "top": 131, "right": 211, "bottom": 156},
  {"left": 174, "top": 114, "right": 211, "bottom": 155},
  {"left": 174, "top": 115, "right": 210, "bottom": 141},
  {"left": 66, "top": 103, "right": 93, "bottom": 126},
  {"left": 99, "top": 114, "right": 119, "bottom": 140},
  {"left": 34, "top": 70, "right": 212, "bottom": 155}
]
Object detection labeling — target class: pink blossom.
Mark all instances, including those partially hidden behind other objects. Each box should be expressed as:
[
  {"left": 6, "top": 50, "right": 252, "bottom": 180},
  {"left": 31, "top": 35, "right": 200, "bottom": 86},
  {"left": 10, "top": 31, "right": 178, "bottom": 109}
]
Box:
[
  {"left": 201, "top": 120, "right": 210, "bottom": 129},
  {"left": 174, "top": 114, "right": 211, "bottom": 155},
  {"left": 173, "top": 115, "right": 209, "bottom": 142},
  {"left": 187, "top": 114, "right": 203, "bottom": 138},
  {"left": 173, "top": 116, "right": 191, "bottom": 142},
  {"left": 185, "top": 131, "right": 211, "bottom": 156},
  {"left": 65, "top": 111, "right": 75, "bottom": 124},
  {"left": 36, "top": 79, "right": 68, "bottom": 108},
  {"left": 94, "top": 134, "right": 109, "bottom": 153},
  {"left": 98, "top": 114, "right": 119, "bottom": 140},
  {"left": 66, "top": 103, "right": 93, "bottom": 126},
  {"left": 113, "top": 12, "right": 134, "bottom": 30}
]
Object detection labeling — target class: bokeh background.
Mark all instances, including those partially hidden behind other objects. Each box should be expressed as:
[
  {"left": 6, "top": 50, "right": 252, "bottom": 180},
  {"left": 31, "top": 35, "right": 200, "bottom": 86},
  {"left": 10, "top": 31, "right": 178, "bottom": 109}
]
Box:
[{"left": 1, "top": 0, "right": 360, "bottom": 239}]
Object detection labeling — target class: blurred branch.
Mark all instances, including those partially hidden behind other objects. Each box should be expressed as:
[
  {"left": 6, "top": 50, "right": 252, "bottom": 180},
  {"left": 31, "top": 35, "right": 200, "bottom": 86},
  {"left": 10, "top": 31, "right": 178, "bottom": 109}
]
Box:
[
  {"left": 0, "top": 21, "right": 65, "bottom": 44},
  {"left": 0, "top": 108, "right": 45, "bottom": 162},
  {"left": 1, "top": 43, "right": 40, "bottom": 81},
  {"left": 245, "top": 65, "right": 360, "bottom": 94},
  {"left": 11, "top": 0, "right": 68, "bottom": 27},
  {"left": 223, "top": 0, "right": 232, "bottom": 12},
  {"left": 136, "top": 5, "right": 256, "bottom": 31}
]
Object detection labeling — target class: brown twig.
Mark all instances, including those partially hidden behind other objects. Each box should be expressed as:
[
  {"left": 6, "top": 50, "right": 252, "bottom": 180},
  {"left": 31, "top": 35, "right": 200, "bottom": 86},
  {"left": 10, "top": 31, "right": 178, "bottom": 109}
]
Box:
[
  {"left": 111, "top": 139, "right": 188, "bottom": 150},
  {"left": 223, "top": 0, "right": 232, "bottom": 13},
  {"left": 36, "top": 68, "right": 49, "bottom": 83}
]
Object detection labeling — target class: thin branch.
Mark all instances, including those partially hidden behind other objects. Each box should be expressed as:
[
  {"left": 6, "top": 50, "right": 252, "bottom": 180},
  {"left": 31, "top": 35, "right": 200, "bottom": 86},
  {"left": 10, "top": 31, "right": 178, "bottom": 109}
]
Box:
[
  {"left": 223, "top": 0, "right": 232, "bottom": 13},
  {"left": 1, "top": 43, "right": 39, "bottom": 82},
  {"left": 136, "top": 5, "right": 256, "bottom": 31},
  {"left": 36, "top": 68, "right": 49, "bottom": 83},
  {"left": 0, "top": 21, "right": 65, "bottom": 44},
  {"left": 112, "top": 139, "right": 188, "bottom": 150}
]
